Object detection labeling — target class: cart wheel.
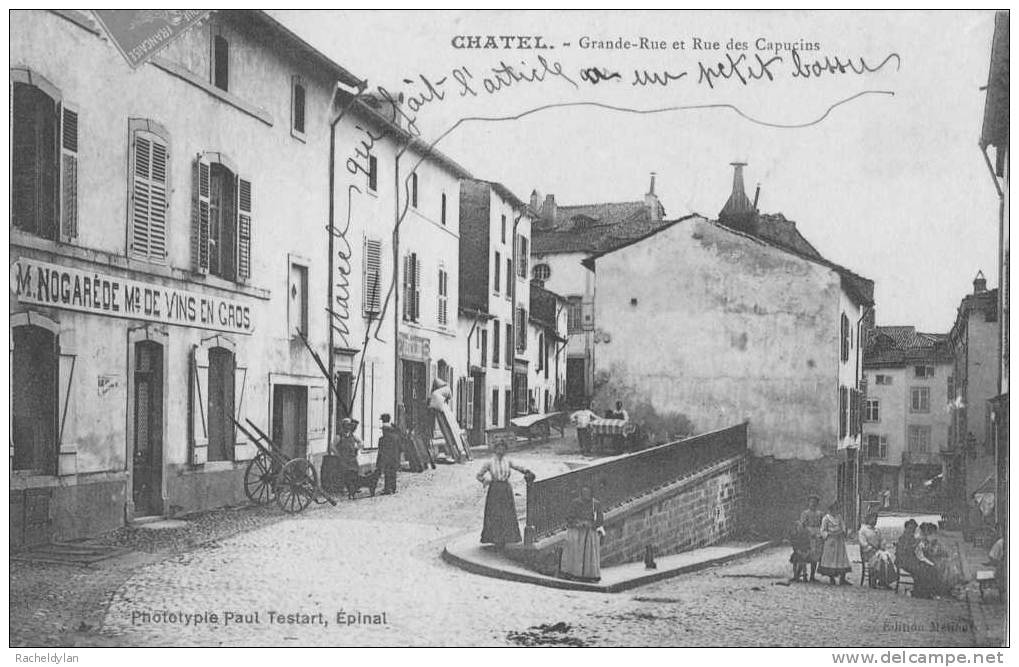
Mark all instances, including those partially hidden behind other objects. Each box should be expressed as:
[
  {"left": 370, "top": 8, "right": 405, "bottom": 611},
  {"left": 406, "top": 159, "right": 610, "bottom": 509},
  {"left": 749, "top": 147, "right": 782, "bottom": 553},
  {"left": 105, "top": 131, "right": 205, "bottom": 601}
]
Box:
[
  {"left": 275, "top": 458, "right": 318, "bottom": 514},
  {"left": 244, "top": 453, "right": 277, "bottom": 505}
]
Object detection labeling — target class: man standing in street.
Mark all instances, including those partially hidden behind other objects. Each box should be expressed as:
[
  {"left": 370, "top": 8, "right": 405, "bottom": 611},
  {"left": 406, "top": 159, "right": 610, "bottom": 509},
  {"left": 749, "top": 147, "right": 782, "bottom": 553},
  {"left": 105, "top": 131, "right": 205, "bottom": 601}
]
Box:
[
  {"left": 377, "top": 413, "right": 402, "bottom": 495},
  {"left": 571, "top": 402, "right": 598, "bottom": 455}
]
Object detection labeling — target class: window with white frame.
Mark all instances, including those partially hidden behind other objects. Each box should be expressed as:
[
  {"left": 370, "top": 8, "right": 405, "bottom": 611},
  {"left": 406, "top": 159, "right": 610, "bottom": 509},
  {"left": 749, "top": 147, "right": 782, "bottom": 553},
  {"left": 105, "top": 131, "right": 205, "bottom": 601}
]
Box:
[
  {"left": 866, "top": 434, "right": 887, "bottom": 460},
  {"left": 910, "top": 386, "right": 930, "bottom": 413},
  {"left": 864, "top": 398, "right": 880, "bottom": 422},
  {"left": 908, "top": 425, "right": 931, "bottom": 453},
  {"left": 437, "top": 266, "right": 449, "bottom": 327},
  {"left": 129, "top": 123, "right": 169, "bottom": 262}
]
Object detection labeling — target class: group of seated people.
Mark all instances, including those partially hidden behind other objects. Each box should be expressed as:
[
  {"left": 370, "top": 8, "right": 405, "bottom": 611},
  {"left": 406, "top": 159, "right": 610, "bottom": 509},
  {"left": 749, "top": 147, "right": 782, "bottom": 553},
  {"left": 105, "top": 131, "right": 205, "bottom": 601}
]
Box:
[{"left": 857, "top": 514, "right": 966, "bottom": 599}]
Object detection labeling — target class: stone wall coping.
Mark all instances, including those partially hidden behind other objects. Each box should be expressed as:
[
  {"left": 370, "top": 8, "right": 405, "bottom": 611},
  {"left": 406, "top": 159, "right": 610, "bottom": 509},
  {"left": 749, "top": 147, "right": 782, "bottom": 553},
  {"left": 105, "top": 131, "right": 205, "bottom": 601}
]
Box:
[{"left": 529, "top": 453, "right": 745, "bottom": 551}]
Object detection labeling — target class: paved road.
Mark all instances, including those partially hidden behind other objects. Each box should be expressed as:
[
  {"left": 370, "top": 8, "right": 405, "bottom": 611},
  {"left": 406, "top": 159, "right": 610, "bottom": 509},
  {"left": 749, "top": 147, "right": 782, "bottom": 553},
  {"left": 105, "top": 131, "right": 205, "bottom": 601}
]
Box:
[{"left": 97, "top": 456, "right": 978, "bottom": 647}]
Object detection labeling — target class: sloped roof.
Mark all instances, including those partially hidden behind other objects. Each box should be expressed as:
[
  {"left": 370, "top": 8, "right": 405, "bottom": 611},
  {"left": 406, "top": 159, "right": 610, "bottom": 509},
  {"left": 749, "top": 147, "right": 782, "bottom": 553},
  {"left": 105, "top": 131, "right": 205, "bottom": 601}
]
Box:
[
  {"left": 532, "top": 201, "right": 671, "bottom": 254},
  {"left": 754, "top": 213, "right": 822, "bottom": 259},
  {"left": 864, "top": 326, "right": 952, "bottom": 367},
  {"left": 981, "top": 10, "right": 1009, "bottom": 151}
]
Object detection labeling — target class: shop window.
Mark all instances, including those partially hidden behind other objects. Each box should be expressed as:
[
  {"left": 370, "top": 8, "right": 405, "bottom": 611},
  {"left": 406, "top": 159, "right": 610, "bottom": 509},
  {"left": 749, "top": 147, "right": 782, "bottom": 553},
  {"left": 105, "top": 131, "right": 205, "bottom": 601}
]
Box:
[
  {"left": 12, "top": 76, "right": 77, "bottom": 242},
  {"left": 213, "top": 34, "right": 229, "bottom": 91},
  {"left": 129, "top": 125, "right": 170, "bottom": 262},
  {"left": 206, "top": 347, "right": 236, "bottom": 461},
  {"left": 12, "top": 325, "right": 58, "bottom": 474}
]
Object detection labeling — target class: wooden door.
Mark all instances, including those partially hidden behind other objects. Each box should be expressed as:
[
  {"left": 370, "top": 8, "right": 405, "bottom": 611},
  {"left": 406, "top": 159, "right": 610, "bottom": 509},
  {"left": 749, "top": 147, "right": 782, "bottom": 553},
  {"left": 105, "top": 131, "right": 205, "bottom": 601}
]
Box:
[
  {"left": 133, "top": 341, "right": 164, "bottom": 516},
  {"left": 273, "top": 385, "right": 308, "bottom": 460}
]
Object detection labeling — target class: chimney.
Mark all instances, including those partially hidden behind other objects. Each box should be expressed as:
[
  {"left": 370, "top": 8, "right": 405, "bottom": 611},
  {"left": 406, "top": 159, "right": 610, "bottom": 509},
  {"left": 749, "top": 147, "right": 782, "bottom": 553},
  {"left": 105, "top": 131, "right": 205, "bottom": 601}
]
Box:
[
  {"left": 530, "top": 189, "right": 541, "bottom": 212},
  {"left": 718, "top": 162, "right": 757, "bottom": 234},
  {"left": 542, "top": 194, "right": 557, "bottom": 225},
  {"left": 753, "top": 183, "right": 761, "bottom": 210},
  {"left": 973, "top": 270, "right": 987, "bottom": 293},
  {"left": 645, "top": 172, "right": 662, "bottom": 222}
]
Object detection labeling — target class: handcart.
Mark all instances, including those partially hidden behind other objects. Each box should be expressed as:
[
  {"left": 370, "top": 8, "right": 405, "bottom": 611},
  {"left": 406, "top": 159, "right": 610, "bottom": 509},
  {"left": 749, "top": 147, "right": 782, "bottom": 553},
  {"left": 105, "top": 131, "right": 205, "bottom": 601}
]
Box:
[{"left": 231, "top": 416, "right": 337, "bottom": 514}]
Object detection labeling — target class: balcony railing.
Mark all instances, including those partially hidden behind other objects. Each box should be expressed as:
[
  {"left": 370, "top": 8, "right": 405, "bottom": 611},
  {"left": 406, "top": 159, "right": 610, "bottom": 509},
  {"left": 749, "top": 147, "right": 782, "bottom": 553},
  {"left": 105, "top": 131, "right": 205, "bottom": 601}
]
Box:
[{"left": 524, "top": 422, "right": 748, "bottom": 541}]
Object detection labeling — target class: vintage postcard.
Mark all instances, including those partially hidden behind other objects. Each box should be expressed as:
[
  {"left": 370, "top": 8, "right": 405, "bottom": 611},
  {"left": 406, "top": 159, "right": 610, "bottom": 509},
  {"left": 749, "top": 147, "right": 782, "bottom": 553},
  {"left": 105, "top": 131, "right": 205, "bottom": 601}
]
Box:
[{"left": 8, "top": 8, "right": 1009, "bottom": 654}]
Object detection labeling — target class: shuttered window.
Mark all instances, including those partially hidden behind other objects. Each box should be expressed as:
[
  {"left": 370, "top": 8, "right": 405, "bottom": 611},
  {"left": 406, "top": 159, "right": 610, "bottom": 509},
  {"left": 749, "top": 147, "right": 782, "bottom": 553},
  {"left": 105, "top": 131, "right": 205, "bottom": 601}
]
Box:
[
  {"left": 437, "top": 266, "right": 448, "bottom": 327},
  {"left": 505, "top": 322, "right": 512, "bottom": 366},
  {"left": 516, "top": 307, "right": 527, "bottom": 351},
  {"left": 517, "top": 235, "right": 528, "bottom": 278},
  {"left": 12, "top": 81, "right": 59, "bottom": 240},
  {"left": 60, "top": 106, "right": 79, "bottom": 241},
  {"left": 191, "top": 155, "right": 251, "bottom": 283},
  {"left": 506, "top": 257, "right": 512, "bottom": 294},
  {"left": 492, "top": 321, "right": 500, "bottom": 366},
  {"left": 840, "top": 313, "right": 850, "bottom": 362},
  {"left": 403, "top": 252, "right": 421, "bottom": 322},
  {"left": 363, "top": 237, "right": 382, "bottom": 316},
  {"left": 480, "top": 329, "right": 488, "bottom": 368},
  {"left": 494, "top": 252, "right": 501, "bottom": 294},
  {"left": 839, "top": 385, "right": 848, "bottom": 439},
  {"left": 130, "top": 130, "right": 169, "bottom": 262}
]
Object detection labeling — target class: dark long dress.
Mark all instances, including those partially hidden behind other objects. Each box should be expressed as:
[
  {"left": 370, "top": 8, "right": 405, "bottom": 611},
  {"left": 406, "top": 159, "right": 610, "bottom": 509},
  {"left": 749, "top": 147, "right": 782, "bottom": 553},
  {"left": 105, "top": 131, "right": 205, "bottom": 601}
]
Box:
[
  {"left": 480, "top": 481, "right": 521, "bottom": 545},
  {"left": 561, "top": 497, "right": 604, "bottom": 581}
]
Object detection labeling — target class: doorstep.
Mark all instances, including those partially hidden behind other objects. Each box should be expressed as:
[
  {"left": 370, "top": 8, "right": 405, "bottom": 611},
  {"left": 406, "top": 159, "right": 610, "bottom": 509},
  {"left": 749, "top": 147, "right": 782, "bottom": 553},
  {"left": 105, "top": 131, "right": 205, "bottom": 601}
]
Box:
[{"left": 442, "top": 529, "right": 774, "bottom": 593}]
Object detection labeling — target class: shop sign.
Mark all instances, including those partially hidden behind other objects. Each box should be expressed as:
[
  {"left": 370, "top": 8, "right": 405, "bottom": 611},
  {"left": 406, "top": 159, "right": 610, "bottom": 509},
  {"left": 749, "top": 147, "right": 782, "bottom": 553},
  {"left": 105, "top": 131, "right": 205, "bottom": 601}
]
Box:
[
  {"left": 92, "top": 10, "right": 209, "bottom": 68},
  {"left": 397, "top": 332, "right": 430, "bottom": 361},
  {"left": 11, "top": 258, "right": 254, "bottom": 335}
]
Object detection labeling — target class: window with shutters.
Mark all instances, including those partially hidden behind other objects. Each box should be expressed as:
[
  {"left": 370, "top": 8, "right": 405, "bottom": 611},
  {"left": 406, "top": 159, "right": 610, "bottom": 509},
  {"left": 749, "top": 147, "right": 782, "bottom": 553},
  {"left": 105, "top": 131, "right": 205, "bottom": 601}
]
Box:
[
  {"left": 517, "top": 235, "right": 528, "bottom": 278},
  {"left": 505, "top": 322, "right": 512, "bottom": 366},
  {"left": 410, "top": 172, "right": 418, "bottom": 208},
  {"left": 567, "top": 296, "right": 583, "bottom": 333},
  {"left": 494, "top": 252, "right": 501, "bottom": 294},
  {"left": 480, "top": 329, "right": 488, "bottom": 368},
  {"left": 839, "top": 385, "right": 848, "bottom": 439},
  {"left": 207, "top": 347, "right": 236, "bottom": 461},
  {"left": 213, "top": 34, "right": 229, "bottom": 92},
  {"left": 192, "top": 155, "right": 252, "bottom": 283},
  {"left": 516, "top": 307, "right": 527, "bottom": 352},
  {"left": 363, "top": 237, "right": 382, "bottom": 317},
  {"left": 505, "top": 257, "right": 512, "bottom": 295},
  {"left": 12, "top": 324, "right": 59, "bottom": 475},
  {"left": 291, "top": 76, "right": 306, "bottom": 139},
  {"left": 437, "top": 266, "right": 448, "bottom": 327},
  {"left": 504, "top": 388, "right": 512, "bottom": 424},
  {"left": 840, "top": 313, "right": 850, "bottom": 362},
  {"left": 491, "top": 388, "right": 499, "bottom": 426},
  {"left": 849, "top": 388, "right": 861, "bottom": 437},
  {"left": 441, "top": 193, "right": 447, "bottom": 225},
  {"left": 492, "top": 321, "right": 500, "bottom": 367},
  {"left": 129, "top": 126, "right": 169, "bottom": 263},
  {"left": 368, "top": 155, "right": 378, "bottom": 192},
  {"left": 501, "top": 214, "right": 507, "bottom": 244},
  {"left": 402, "top": 252, "right": 421, "bottom": 322},
  {"left": 12, "top": 76, "right": 77, "bottom": 243}
]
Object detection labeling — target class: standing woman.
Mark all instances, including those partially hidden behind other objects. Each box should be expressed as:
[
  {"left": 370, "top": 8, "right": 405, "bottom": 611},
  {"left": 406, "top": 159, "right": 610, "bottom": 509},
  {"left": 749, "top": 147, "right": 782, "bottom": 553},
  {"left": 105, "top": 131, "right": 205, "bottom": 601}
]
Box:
[
  {"left": 476, "top": 441, "right": 534, "bottom": 548},
  {"left": 560, "top": 484, "right": 605, "bottom": 582},
  {"left": 818, "top": 501, "right": 852, "bottom": 585},
  {"left": 799, "top": 495, "right": 824, "bottom": 581}
]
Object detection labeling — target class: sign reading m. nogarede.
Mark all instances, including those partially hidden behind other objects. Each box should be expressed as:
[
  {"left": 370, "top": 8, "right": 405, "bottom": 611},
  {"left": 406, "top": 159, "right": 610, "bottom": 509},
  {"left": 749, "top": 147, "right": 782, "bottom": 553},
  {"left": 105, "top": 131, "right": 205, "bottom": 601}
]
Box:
[{"left": 11, "top": 259, "right": 254, "bottom": 335}]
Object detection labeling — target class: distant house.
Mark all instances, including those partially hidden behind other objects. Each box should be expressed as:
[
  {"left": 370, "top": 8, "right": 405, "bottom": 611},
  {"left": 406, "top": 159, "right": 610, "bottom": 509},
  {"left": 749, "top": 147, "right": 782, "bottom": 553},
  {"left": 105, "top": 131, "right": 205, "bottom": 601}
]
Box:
[
  {"left": 862, "top": 327, "right": 952, "bottom": 510},
  {"left": 530, "top": 175, "right": 668, "bottom": 407},
  {"left": 527, "top": 281, "right": 568, "bottom": 415},
  {"left": 943, "top": 273, "right": 999, "bottom": 530},
  {"left": 585, "top": 164, "right": 874, "bottom": 536}
]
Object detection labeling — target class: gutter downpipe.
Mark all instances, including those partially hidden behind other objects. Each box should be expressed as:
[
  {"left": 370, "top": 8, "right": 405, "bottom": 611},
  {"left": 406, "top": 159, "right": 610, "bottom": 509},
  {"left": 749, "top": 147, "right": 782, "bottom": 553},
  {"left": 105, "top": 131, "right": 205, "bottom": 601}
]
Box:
[{"left": 326, "top": 81, "right": 367, "bottom": 446}]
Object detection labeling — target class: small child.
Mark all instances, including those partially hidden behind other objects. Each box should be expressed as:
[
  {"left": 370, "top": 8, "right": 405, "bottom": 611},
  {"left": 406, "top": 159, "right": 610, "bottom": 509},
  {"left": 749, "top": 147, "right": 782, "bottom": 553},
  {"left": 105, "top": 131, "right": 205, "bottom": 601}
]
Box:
[{"left": 789, "top": 520, "right": 811, "bottom": 582}]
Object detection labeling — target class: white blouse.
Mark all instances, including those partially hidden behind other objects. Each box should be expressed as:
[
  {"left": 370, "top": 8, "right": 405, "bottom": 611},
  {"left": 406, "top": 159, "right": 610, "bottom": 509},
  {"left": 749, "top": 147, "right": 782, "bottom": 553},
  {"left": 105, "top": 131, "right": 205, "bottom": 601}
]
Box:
[{"left": 477, "top": 456, "right": 524, "bottom": 483}]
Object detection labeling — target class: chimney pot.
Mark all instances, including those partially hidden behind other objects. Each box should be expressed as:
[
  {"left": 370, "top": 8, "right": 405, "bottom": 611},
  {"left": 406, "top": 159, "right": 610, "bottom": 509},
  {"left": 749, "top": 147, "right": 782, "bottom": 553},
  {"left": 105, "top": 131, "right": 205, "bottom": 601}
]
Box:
[
  {"left": 973, "top": 270, "right": 987, "bottom": 293},
  {"left": 542, "top": 194, "right": 557, "bottom": 225},
  {"left": 648, "top": 172, "right": 657, "bottom": 195}
]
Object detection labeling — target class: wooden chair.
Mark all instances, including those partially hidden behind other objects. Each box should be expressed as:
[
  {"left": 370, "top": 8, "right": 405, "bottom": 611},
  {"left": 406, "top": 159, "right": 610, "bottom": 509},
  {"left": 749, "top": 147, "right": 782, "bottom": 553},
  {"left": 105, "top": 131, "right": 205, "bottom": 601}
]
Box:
[{"left": 895, "top": 564, "right": 914, "bottom": 594}]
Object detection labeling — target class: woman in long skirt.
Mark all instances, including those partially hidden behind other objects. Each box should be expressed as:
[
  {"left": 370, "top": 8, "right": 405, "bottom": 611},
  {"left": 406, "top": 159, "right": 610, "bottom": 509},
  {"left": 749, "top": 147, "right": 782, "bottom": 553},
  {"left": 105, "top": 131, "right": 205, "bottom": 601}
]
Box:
[
  {"left": 818, "top": 501, "right": 852, "bottom": 585},
  {"left": 858, "top": 512, "right": 898, "bottom": 588},
  {"left": 560, "top": 485, "right": 605, "bottom": 582},
  {"left": 476, "top": 441, "right": 534, "bottom": 547},
  {"left": 799, "top": 495, "right": 824, "bottom": 581}
]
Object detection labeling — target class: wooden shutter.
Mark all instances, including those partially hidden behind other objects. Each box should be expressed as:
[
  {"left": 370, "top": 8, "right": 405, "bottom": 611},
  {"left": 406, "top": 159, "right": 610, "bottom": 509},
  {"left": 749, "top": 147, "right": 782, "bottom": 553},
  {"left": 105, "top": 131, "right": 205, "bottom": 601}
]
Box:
[
  {"left": 191, "top": 156, "right": 211, "bottom": 274},
  {"left": 412, "top": 253, "right": 421, "bottom": 322},
  {"left": 233, "top": 363, "right": 248, "bottom": 456},
  {"left": 189, "top": 347, "right": 209, "bottom": 465},
  {"left": 466, "top": 377, "right": 474, "bottom": 429},
  {"left": 402, "top": 254, "right": 411, "bottom": 321},
  {"left": 130, "top": 131, "right": 169, "bottom": 261},
  {"left": 363, "top": 237, "right": 382, "bottom": 315},
  {"left": 59, "top": 105, "right": 78, "bottom": 241},
  {"left": 839, "top": 386, "right": 848, "bottom": 439},
  {"left": 438, "top": 268, "right": 448, "bottom": 326},
  {"left": 237, "top": 177, "right": 252, "bottom": 282}
]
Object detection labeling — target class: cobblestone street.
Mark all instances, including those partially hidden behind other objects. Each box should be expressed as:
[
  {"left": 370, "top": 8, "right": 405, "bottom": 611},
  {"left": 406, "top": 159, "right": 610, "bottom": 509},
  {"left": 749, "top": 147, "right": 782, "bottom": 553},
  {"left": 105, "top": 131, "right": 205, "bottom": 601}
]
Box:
[{"left": 53, "top": 451, "right": 981, "bottom": 648}]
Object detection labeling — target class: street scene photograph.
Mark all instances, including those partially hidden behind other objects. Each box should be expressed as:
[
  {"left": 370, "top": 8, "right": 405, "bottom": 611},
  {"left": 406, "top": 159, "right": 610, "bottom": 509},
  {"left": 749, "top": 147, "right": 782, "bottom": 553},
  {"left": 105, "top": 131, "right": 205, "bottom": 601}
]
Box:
[{"left": 7, "top": 8, "right": 1010, "bottom": 654}]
